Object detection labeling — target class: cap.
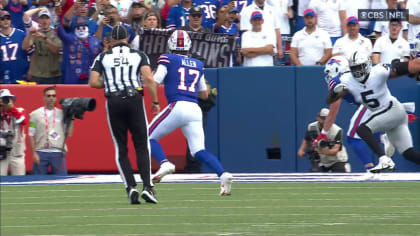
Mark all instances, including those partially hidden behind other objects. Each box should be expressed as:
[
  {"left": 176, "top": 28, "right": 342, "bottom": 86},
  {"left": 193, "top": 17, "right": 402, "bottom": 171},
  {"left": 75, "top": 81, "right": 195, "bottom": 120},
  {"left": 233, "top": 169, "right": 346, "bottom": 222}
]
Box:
[
  {"left": 111, "top": 25, "right": 129, "bottom": 40},
  {"left": 74, "top": 16, "right": 89, "bottom": 27},
  {"left": 131, "top": 1, "right": 145, "bottom": 7},
  {"left": 346, "top": 16, "right": 359, "bottom": 25},
  {"left": 229, "top": 7, "right": 238, "bottom": 14},
  {"left": 38, "top": 9, "right": 51, "bottom": 18},
  {"left": 0, "top": 10, "right": 11, "bottom": 18},
  {"left": 303, "top": 8, "right": 316, "bottom": 17},
  {"left": 189, "top": 6, "right": 203, "bottom": 16},
  {"left": 318, "top": 108, "right": 330, "bottom": 117},
  {"left": 0, "top": 89, "right": 16, "bottom": 101},
  {"left": 251, "top": 11, "right": 263, "bottom": 20}
]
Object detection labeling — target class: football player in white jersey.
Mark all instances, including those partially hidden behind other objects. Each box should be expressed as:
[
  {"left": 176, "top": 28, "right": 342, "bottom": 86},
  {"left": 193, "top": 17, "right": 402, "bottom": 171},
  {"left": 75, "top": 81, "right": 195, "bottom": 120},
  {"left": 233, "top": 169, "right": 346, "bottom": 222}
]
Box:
[{"left": 315, "top": 51, "right": 420, "bottom": 173}]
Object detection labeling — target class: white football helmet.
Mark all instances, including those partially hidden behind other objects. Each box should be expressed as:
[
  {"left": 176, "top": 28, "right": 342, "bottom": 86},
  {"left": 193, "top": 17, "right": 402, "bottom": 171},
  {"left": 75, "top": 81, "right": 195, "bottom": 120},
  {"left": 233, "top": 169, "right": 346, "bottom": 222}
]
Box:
[
  {"left": 167, "top": 30, "right": 192, "bottom": 52},
  {"left": 349, "top": 51, "right": 372, "bottom": 82},
  {"left": 324, "top": 55, "right": 349, "bottom": 83}
]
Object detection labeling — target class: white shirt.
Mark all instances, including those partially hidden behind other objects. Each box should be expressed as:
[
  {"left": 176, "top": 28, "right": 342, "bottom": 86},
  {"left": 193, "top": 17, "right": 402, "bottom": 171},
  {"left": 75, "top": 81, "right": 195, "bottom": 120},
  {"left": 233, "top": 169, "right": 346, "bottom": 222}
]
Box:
[
  {"left": 291, "top": 26, "right": 332, "bottom": 65},
  {"left": 374, "top": 21, "right": 408, "bottom": 38},
  {"left": 371, "top": 0, "right": 387, "bottom": 9},
  {"left": 297, "top": 0, "right": 311, "bottom": 16},
  {"left": 373, "top": 35, "right": 410, "bottom": 64},
  {"left": 340, "top": 65, "right": 393, "bottom": 112},
  {"left": 333, "top": 33, "right": 373, "bottom": 60},
  {"left": 241, "top": 2, "right": 280, "bottom": 33},
  {"left": 110, "top": 0, "right": 133, "bottom": 18},
  {"left": 266, "top": 0, "right": 293, "bottom": 35},
  {"left": 308, "top": 0, "right": 346, "bottom": 37},
  {"left": 241, "top": 30, "right": 275, "bottom": 66},
  {"left": 407, "top": 0, "right": 420, "bottom": 43}
]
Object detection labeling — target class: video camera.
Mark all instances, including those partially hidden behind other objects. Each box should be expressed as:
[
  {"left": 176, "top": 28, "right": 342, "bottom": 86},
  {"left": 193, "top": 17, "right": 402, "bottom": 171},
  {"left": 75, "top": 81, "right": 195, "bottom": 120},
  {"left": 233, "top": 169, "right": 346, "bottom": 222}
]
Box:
[
  {"left": 305, "top": 129, "right": 320, "bottom": 161},
  {"left": 60, "top": 98, "right": 96, "bottom": 137},
  {"left": 0, "top": 130, "right": 14, "bottom": 160}
]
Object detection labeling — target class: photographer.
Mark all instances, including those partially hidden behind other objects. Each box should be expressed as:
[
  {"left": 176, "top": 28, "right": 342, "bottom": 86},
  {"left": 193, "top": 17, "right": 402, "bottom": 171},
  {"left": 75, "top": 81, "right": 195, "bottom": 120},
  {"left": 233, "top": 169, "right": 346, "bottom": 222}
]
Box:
[
  {"left": 298, "top": 108, "right": 350, "bottom": 173},
  {"left": 0, "top": 89, "right": 28, "bottom": 176},
  {"left": 28, "top": 87, "right": 74, "bottom": 175}
]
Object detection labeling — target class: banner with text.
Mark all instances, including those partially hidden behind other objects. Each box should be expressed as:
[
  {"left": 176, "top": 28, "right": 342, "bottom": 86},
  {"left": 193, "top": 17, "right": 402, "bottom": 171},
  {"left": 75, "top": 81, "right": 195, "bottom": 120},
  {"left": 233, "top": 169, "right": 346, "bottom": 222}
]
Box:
[{"left": 138, "top": 29, "right": 236, "bottom": 69}]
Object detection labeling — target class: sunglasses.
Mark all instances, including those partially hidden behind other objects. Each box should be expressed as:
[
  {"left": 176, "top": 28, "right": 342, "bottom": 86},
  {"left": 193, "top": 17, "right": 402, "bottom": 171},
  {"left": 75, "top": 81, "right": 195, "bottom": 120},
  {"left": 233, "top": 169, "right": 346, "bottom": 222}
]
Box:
[
  {"left": 190, "top": 14, "right": 202, "bottom": 18},
  {"left": 0, "top": 16, "right": 11, "bottom": 21},
  {"left": 46, "top": 94, "right": 57, "bottom": 98}
]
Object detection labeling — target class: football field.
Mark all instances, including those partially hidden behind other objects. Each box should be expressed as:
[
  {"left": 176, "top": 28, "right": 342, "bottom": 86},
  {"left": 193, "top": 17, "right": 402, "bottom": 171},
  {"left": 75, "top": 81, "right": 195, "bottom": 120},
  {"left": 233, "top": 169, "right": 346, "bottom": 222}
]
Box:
[{"left": 2, "top": 174, "right": 420, "bottom": 236}]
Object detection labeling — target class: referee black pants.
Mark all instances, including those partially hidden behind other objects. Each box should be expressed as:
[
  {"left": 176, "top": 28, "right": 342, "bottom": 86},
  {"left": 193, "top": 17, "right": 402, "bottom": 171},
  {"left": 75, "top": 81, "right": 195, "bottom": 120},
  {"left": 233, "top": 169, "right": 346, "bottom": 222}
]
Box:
[{"left": 106, "top": 93, "right": 152, "bottom": 189}]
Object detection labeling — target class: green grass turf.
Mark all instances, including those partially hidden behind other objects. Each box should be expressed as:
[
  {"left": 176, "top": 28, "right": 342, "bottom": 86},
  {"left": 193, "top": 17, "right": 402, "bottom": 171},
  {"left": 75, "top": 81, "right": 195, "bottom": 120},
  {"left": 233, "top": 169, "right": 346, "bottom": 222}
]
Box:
[{"left": 2, "top": 182, "right": 420, "bottom": 236}]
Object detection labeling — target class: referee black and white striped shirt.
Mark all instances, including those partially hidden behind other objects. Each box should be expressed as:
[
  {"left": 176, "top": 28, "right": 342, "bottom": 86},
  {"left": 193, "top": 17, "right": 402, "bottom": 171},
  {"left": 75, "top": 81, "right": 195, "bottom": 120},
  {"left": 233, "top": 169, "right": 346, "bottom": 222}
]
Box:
[{"left": 90, "top": 43, "right": 151, "bottom": 94}]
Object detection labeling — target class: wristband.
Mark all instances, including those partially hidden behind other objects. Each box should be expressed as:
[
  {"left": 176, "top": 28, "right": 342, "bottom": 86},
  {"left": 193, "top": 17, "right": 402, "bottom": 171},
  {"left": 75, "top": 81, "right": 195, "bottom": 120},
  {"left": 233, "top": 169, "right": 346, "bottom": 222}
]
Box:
[{"left": 321, "top": 129, "right": 328, "bottom": 135}]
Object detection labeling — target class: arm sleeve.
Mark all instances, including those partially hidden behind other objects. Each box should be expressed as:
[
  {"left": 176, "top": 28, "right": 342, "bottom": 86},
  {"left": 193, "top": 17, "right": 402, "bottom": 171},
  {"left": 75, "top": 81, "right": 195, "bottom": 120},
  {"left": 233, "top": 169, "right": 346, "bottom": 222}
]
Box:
[
  {"left": 198, "top": 75, "right": 207, "bottom": 92},
  {"left": 290, "top": 33, "right": 298, "bottom": 48},
  {"left": 154, "top": 64, "right": 168, "bottom": 83},
  {"left": 139, "top": 52, "right": 151, "bottom": 67},
  {"left": 90, "top": 54, "right": 104, "bottom": 73},
  {"left": 372, "top": 37, "right": 382, "bottom": 53},
  {"left": 166, "top": 7, "right": 177, "bottom": 29},
  {"left": 323, "top": 31, "right": 332, "bottom": 49}
]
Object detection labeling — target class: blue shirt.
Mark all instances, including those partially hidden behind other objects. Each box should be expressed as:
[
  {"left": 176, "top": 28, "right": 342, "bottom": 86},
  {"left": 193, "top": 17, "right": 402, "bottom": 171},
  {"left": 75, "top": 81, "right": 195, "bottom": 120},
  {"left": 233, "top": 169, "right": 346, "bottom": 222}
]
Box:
[
  {"left": 158, "top": 53, "right": 204, "bottom": 103},
  {"left": 166, "top": 4, "right": 190, "bottom": 29},
  {"left": 5, "top": 0, "right": 31, "bottom": 31},
  {"left": 215, "top": 22, "right": 238, "bottom": 35},
  {"left": 194, "top": 0, "right": 220, "bottom": 29},
  {"left": 0, "top": 28, "right": 29, "bottom": 84}
]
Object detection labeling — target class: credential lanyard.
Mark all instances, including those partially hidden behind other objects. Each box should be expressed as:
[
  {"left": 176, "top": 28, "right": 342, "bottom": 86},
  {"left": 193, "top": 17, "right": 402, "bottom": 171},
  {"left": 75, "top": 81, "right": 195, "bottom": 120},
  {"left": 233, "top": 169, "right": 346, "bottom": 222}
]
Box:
[{"left": 44, "top": 107, "right": 56, "bottom": 148}]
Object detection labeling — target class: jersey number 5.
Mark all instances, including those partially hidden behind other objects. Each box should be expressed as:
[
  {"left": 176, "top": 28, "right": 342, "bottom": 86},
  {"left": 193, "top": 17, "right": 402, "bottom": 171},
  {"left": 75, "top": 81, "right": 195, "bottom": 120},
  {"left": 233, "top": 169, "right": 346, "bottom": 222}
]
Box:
[
  {"left": 178, "top": 67, "right": 200, "bottom": 92},
  {"left": 361, "top": 90, "right": 380, "bottom": 109}
]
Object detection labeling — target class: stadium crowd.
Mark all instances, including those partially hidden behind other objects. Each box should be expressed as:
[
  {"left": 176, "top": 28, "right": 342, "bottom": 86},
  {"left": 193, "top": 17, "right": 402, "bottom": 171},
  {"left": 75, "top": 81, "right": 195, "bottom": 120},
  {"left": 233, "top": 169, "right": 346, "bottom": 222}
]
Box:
[{"left": 0, "top": 0, "right": 419, "bottom": 84}]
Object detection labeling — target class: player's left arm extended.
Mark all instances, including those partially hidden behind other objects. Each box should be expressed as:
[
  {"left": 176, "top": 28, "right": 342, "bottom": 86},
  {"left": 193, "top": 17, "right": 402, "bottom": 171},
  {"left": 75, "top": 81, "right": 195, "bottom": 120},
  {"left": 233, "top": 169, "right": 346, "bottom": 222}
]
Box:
[{"left": 390, "top": 58, "right": 420, "bottom": 79}]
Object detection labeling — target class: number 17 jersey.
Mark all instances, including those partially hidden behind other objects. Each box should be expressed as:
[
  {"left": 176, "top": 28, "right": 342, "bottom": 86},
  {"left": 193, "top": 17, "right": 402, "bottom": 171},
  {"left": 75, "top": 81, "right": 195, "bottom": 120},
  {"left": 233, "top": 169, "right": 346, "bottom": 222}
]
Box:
[{"left": 156, "top": 53, "right": 207, "bottom": 104}]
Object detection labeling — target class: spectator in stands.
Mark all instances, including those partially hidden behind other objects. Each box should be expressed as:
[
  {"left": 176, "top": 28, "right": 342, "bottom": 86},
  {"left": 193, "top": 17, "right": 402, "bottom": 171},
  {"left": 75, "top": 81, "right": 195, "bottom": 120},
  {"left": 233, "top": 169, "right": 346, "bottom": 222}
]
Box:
[
  {"left": 241, "top": 11, "right": 275, "bottom": 66},
  {"left": 374, "top": 0, "right": 408, "bottom": 40},
  {"left": 23, "top": 7, "right": 44, "bottom": 34},
  {"left": 22, "top": 9, "right": 62, "bottom": 84},
  {"left": 290, "top": 9, "right": 332, "bottom": 66},
  {"left": 58, "top": 16, "right": 102, "bottom": 84},
  {"left": 64, "top": 0, "right": 98, "bottom": 36},
  {"left": 296, "top": 0, "right": 310, "bottom": 31},
  {"left": 160, "top": 0, "right": 179, "bottom": 27},
  {"left": 95, "top": 4, "right": 135, "bottom": 43},
  {"left": 372, "top": 19, "right": 410, "bottom": 65},
  {"left": 0, "top": 89, "right": 27, "bottom": 176},
  {"left": 179, "top": 6, "right": 211, "bottom": 32},
  {"left": 332, "top": 17, "right": 372, "bottom": 60},
  {"left": 2, "top": 0, "right": 31, "bottom": 31},
  {"left": 143, "top": 10, "right": 162, "bottom": 28},
  {"left": 166, "top": 0, "right": 192, "bottom": 29},
  {"left": 297, "top": 108, "right": 350, "bottom": 173},
  {"left": 29, "top": 87, "right": 74, "bottom": 175},
  {"left": 241, "top": 0, "right": 283, "bottom": 60},
  {"left": 128, "top": 1, "right": 146, "bottom": 34},
  {"left": 194, "top": 0, "right": 220, "bottom": 30},
  {"left": 110, "top": 0, "right": 133, "bottom": 22},
  {"left": 214, "top": 6, "right": 239, "bottom": 35},
  {"left": 344, "top": 0, "right": 374, "bottom": 37},
  {"left": 0, "top": 10, "right": 29, "bottom": 84},
  {"left": 91, "top": 0, "right": 110, "bottom": 24},
  {"left": 308, "top": 0, "right": 347, "bottom": 45},
  {"left": 407, "top": 0, "right": 420, "bottom": 46}
]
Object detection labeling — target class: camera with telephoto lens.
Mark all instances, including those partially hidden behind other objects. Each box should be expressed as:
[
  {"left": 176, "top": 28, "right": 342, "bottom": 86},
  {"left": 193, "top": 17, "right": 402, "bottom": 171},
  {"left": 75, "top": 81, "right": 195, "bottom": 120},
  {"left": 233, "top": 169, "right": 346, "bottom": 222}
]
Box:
[
  {"left": 109, "top": 17, "right": 115, "bottom": 26},
  {"left": 305, "top": 129, "right": 320, "bottom": 161},
  {"left": 0, "top": 130, "right": 14, "bottom": 160},
  {"left": 60, "top": 98, "right": 96, "bottom": 121}
]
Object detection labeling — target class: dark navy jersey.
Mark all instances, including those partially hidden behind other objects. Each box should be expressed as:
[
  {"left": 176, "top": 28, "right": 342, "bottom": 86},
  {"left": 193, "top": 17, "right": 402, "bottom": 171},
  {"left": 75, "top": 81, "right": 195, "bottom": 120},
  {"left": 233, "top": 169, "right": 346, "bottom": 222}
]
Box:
[
  {"left": 157, "top": 53, "right": 204, "bottom": 103},
  {"left": 0, "top": 28, "right": 29, "bottom": 84}
]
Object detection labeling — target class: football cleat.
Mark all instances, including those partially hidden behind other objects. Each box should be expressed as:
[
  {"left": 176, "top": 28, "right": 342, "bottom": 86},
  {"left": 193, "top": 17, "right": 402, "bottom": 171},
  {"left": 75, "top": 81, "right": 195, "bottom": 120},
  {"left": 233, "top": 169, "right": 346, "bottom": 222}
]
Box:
[
  {"left": 141, "top": 187, "right": 158, "bottom": 204},
  {"left": 219, "top": 172, "right": 233, "bottom": 196},
  {"left": 369, "top": 155, "right": 395, "bottom": 173},
  {"left": 152, "top": 162, "right": 175, "bottom": 184},
  {"left": 128, "top": 188, "right": 140, "bottom": 205}
]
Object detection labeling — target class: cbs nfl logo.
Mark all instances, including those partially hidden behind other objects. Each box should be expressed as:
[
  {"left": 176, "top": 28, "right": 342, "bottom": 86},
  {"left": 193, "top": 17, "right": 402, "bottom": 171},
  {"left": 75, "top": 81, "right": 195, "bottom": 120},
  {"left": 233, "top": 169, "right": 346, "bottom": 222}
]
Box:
[{"left": 358, "top": 9, "right": 409, "bottom": 21}]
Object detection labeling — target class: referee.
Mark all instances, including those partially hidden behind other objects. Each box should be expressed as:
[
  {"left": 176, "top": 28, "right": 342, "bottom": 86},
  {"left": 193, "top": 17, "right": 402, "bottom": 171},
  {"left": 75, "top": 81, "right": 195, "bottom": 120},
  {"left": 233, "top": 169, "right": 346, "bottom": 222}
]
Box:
[{"left": 89, "top": 25, "right": 160, "bottom": 205}]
